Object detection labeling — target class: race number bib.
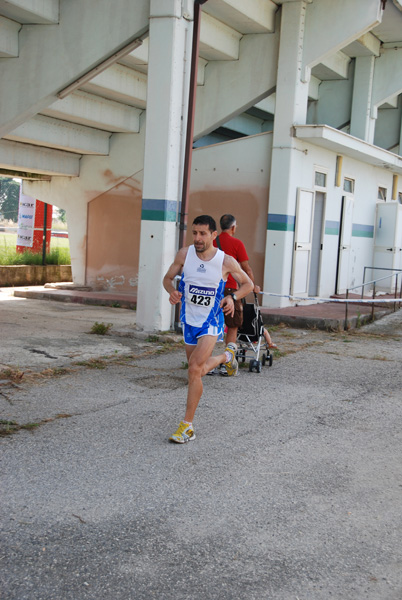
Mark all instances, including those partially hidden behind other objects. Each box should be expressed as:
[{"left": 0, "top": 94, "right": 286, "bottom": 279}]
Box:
[{"left": 189, "top": 285, "right": 215, "bottom": 307}]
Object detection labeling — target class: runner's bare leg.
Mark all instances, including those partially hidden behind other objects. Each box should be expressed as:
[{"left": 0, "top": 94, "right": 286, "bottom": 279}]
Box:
[{"left": 184, "top": 336, "right": 228, "bottom": 423}]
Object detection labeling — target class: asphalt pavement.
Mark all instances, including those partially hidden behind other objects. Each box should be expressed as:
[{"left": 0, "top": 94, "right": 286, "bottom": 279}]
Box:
[{"left": 1, "top": 287, "right": 402, "bottom": 599}]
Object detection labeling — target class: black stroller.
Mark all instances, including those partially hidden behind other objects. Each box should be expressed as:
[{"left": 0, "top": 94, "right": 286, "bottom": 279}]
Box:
[{"left": 236, "top": 293, "right": 273, "bottom": 373}]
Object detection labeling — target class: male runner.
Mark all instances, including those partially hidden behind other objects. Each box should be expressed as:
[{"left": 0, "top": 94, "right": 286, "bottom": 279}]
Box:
[{"left": 163, "top": 215, "right": 253, "bottom": 444}]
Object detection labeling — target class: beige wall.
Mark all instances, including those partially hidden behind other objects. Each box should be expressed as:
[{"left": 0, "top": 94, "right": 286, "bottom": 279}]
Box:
[
  {"left": 86, "top": 175, "right": 142, "bottom": 294},
  {"left": 84, "top": 133, "right": 272, "bottom": 295},
  {"left": 188, "top": 133, "right": 272, "bottom": 289}
]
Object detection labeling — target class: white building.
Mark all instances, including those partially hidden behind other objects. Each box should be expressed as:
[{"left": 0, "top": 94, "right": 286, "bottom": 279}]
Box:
[{"left": 0, "top": 0, "right": 401, "bottom": 330}]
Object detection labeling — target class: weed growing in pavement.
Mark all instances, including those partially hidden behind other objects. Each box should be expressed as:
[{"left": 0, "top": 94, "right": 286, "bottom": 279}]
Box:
[
  {"left": 0, "top": 414, "right": 72, "bottom": 437},
  {"left": 89, "top": 322, "right": 113, "bottom": 335},
  {"left": 75, "top": 358, "right": 107, "bottom": 369},
  {"left": 146, "top": 335, "right": 160, "bottom": 343},
  {"left": 355, "top": 354, "right": 391, "bottom": 361},
  {"left": 277, "top": 330, "right": 297, "bottom": 338},
  {"left": 181, "top": 361, "right": 188, "bottom": 369},
  {"left": 0, "top": 420, "right": 40, "bottom": 436},
  {"left": 0, "top": 368, "right": 24, "bottom": 382}
]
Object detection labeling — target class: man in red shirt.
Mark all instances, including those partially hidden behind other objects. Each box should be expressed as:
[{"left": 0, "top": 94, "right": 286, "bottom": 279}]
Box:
[{"left": 213, "top": 214, "right": 259, "bottom": 345}]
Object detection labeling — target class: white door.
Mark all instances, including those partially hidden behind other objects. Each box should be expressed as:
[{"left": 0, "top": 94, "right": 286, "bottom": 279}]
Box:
[
  {"left": 291, "top": 189, "right": 314, "bottom": 296},
  {"left": 373, "top": 202, "right": 402, "bottom": 291},
  {"left": 308, "top": 192, "right": 325, "bottom": 297},
  {"left": 336, "top": 195, "right": 354, "bottom": 294}
]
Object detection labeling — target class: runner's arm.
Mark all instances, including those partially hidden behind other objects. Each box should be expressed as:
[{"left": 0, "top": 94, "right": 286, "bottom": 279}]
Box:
[
  {"left": 221, "top": 255, "right": 253, "bottom": 314},
  {"left": 163, "top": 247, "right": 187, "bottom": 305}
]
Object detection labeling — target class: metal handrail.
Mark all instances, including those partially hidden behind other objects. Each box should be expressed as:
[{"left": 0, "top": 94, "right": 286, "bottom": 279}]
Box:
[{"left": 344, "top": 268, "right": 402, "bottom": 330}]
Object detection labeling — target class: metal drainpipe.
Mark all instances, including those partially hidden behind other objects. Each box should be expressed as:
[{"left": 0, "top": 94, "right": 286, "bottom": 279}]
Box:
[{"left": 178, "top": 0, "right": 208, "bottom": 250}]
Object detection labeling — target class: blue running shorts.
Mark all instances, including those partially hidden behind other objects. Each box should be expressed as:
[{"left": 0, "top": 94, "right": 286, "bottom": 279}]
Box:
[{"left": 182, "top": 322, "right": 224, "bottom": 346}]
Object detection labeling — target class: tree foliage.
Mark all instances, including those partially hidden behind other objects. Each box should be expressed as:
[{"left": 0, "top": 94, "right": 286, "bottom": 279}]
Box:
[{"left": 0, "top": 178, "right": 20, "bottom": 222}]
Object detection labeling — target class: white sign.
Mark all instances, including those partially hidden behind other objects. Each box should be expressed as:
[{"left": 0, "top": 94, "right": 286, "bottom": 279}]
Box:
[{"left": 17, "top": 191, "right": 36, "bottom": 247}]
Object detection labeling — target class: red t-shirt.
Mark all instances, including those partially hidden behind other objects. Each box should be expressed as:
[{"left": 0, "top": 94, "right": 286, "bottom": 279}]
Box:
[{"left": 213, "top": 231, "right": 249, "bottom": 289}]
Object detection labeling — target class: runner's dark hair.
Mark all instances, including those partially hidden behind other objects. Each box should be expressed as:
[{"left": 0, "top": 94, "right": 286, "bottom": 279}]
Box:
[
  {"left": 193, "top": 214, "right": 217, "bottom": 232},
  {"left": 220, "top": 214, "right": 236, "bottom": 230}
]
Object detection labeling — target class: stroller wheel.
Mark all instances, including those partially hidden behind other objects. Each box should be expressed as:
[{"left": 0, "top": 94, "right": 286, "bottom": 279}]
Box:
[
  {"left": 268, "top": 353, "right": 273, "bottom": 367},
  {"left": 237, "top": 348, "right": 246, "bottom": 363},
  {"left": 249, "top": 359, "right": 262, "bottom": 373},
  {"left": 262, "top": 353, "right": 266, "bottom": 366}
]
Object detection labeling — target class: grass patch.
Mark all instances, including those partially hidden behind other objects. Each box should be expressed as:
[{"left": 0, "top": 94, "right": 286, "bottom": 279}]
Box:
[
  {"left": 277, "top": 330, "right": 298, "bottom": 338},
  {"left": 146, "top": 335, "right": 160, "bottom": 343},
  {"left": 0, "top": 368, "right": 24, "bottom": 382},
  {"left": 0, "top": 413, "right": 72, "bottom": 437},
  {"left": 0, "top": 420, "right": 40, "bottom": 436},
  {"left": 75, "top": 358, "right": 107, "bottom": 369},
  {"left": 40, "top": 367, "right": 72, "bottom": 377},
  {"left": 0, "top": 246, "right": 70, "bottom": 265},
  {"left": 89, "top": 322, "right": 113, "bottom": 335},
  {"left": 354, "top": 354, "right": 391, "bottom": 361},
  {"left": 0, "top": 232, "right": 70, "bottom": 264}
]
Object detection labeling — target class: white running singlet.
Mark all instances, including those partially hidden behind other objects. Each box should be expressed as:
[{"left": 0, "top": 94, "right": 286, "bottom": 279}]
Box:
[{"left": 178, "top": 245, "right": 225, "bottom": 328}]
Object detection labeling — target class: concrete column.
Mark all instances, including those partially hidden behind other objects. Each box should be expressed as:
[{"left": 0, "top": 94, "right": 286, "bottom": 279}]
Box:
[
  {"left": 350, "top": 56, "right": 376, "bottom": 143},
  {"left": 263, "top": 1, "right": 310, "bottom": 307},
  {"left": 23, "top": 177, "right": 88, "bottom": 285},
  {"left": 24, "top": 123, "right": 147, "bottom": 287},
  {"left": 400, "top": 106, "right": 402, "bottom": 156},
  {"left": 136, "top": 0, "right": 192, "bottom": 331}
]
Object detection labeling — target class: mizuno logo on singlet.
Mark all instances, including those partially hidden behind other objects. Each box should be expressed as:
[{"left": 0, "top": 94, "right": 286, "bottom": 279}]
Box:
[{"left": 189, "top": 285, "right": 215, "bottom": 296}]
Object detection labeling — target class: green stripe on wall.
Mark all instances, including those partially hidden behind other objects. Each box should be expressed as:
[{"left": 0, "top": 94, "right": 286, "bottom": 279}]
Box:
[
  {"left": 141, "top": 210, "right": 177, "bottom": 222},
  {"left": 325, "top": 227, "right": 339, "bottom": 235},
  {"left": 267, "top": 222, "right": 295, "bottom": 232},
  {"left": 352, "top": 230, "right": 373, "bottom": 238}
]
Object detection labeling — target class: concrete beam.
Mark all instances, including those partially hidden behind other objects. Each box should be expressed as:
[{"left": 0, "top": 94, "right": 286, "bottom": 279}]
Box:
[
  {"left": 343, "top": 32, "right": 381, "bottom": 58},
  {"left": 372, "top": 48, "right": 402, "bottom": 108},
  {"left": 0, "top": 139, "right": 80, "bottom": 176},
  {"left": 200, "top": 11, "right": 242, "bottom": 61},
  {"left": 203, "top": 0, "right": 277, "bottom": 34},
  {"left": 195, "top": 31, "right": 279, "bottom": 139},
  {"left": 303, "top": 0, "right": 381, "bottom": 72},
  {"left": 41, "top": 91, "right": 142, "bottom": 133},
  {"left": 379, "top": 96, "right": 399, "bottom": 109},
  {"left": 118, "top": 37, "right": 149, "bottom": 74},
  {"left": 0, "top": 15, "right": 21, "bottom": 57},
  {"left": 0, "top": 0, "right": 59, "bottom": 24},
  {"left": 0, "top": 0, "right": 149, "bottom": 137},
  {"left": 255, "top": 94, "right": 276, "bottom": 115},
  {"left": 5, "top": 115, "right": 111, "bottom": 155},
  {"left": 311, "top": 51, "right": 351, "bottom": 81},
  {"left": 223, "top": 113, "right": 264, "bottom": 136},
  {"left": 80, "top": 65, "right": 147, "bottom": 109}
]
